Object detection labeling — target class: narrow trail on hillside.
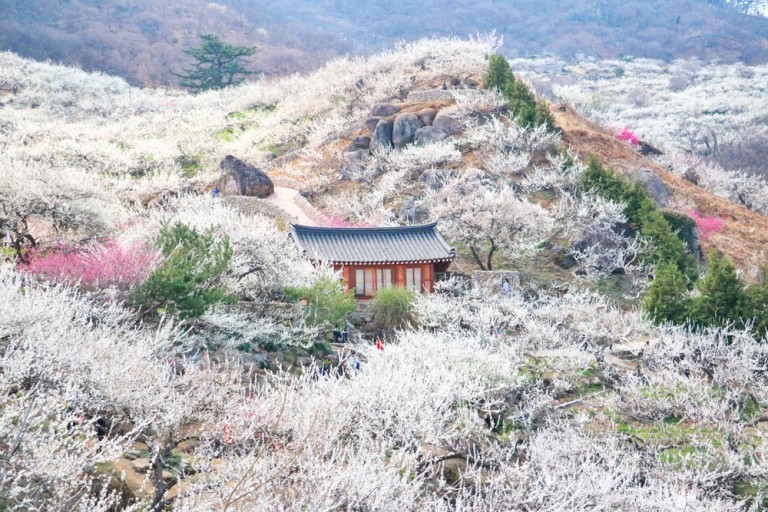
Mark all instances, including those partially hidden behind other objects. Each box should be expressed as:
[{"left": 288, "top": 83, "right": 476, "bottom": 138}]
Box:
[{"left": 264, "top": 187, "right": 318, "bottom": 226}]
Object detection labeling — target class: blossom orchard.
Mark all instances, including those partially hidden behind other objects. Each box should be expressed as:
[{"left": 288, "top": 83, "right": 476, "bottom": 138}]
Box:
[{"left": 24, "top": 238, "right": 158, "bottom": 290}]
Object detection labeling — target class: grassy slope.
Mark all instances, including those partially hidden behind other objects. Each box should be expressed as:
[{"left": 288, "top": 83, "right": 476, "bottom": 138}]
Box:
[{"left": 553, "top": 105, "right": 768, "bottom": 274}]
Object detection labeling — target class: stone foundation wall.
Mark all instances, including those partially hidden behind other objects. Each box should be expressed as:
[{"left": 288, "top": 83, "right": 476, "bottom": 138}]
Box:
[
  {"left": 472, "top": 270, "right": 521, "bottom": 296},
  {"left": 222, "top": 196, "right": 294, "bottom": 223}
]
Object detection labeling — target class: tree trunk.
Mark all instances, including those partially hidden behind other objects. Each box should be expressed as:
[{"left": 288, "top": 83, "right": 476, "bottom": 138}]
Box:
[{"left": 469, "top": 245, "right": 487, "bottom": 271}]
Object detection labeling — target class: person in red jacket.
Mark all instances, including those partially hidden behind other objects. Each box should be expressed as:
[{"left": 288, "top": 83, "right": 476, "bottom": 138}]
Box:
[{"left": 375, "top": 338, "right": 384, "bottom": 351}]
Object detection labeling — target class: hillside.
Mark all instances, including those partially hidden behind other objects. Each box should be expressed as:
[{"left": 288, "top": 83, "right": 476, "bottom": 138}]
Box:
[
  {"left": 0, "top": 0, "right": 350, "bottom": 85},
  {"left": 1, "top": 38, "right": 767, "bottom": 510},
  {"left": 3, "top": 0, "right": 768, "bottom": 86}
]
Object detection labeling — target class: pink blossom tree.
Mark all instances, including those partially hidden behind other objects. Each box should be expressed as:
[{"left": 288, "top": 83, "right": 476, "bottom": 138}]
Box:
[
  {"left": 24, "top": 238, "right": 158, "bottom": 290},
  {"left": 615, "top": 126, "right": 640, "bottom": 145},
  {"left": 688, "top": 209, "right": 726, "bottom": 241}
]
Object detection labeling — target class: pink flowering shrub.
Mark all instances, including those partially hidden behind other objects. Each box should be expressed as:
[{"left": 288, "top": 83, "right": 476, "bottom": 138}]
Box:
[
  {"left": 688, "top": 209, "right": 726, "bottom": 241},
  {"left": 615, "top": 126, "right": 640, "bottom": 146},
  {"left": 25, "top": 239, "right": 158, "bottom": 290}
]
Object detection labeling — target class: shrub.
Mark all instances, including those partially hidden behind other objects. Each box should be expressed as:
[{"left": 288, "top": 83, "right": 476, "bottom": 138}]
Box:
[
  {"left": 372, "top": 286, "right": 416, "bottom": 330},
  {"left": 133, "top": 222, "right": 233, "bottom": 318},
  {"left": 24, "top": 239, "right": 158, "bottom": 290},
  {"left": 284, "top": 275, "right": 356, "bottom": 328},
  {"left": 688, "top": 209, "right": 725, "bottom": 241},
  {"left": 615, "top": 126, "right": 639, "bottom": 145}
]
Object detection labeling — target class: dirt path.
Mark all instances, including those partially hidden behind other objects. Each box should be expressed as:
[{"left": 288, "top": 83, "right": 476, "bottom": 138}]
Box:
[{"left": 264, "top": 187, "right": 318, "bottom": 226}]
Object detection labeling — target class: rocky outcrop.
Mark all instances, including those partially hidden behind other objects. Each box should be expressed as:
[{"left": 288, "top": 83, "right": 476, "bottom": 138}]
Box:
[
  {"left": 218, "top": 155, "right": 274, "bottom": 198},
  {"left": 371, "top": 103, "right": 401, "bottom": 116},
  {"left": 364, "top": 117, "right": 381, "bottom": 132},
  {"left": 417, "top": 108, "right": 437, "bottom": 126},
  {"left": 392, "top": 113, "right": 424, "bottom": 148},
  {"left": 415, "top": 126, "right": 448, "bottom": 145},
  {"left": 370, "top": 119, "right": 394, "bottom": 152},
  {"left": 630, "top": 167, "right": 668, "bottom": 206},
  {"left": 432, "top": 109, "right": 463, "bottom": 135},
  {"left": 343, "top": 149, "right": 370, "bottom": 174}
]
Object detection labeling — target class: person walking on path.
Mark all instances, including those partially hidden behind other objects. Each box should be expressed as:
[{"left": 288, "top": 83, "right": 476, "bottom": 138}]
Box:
[
  {"left": 502, "top": 277, "right": 511, "bottom": 297},
  {"left": 211, "top": 186, "right": 219, "bottom": 198}
]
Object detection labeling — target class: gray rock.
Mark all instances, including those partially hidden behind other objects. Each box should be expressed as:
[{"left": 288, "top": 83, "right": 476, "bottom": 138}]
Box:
[
  {"left": 399, "top": 198, "right": 427, "bottom": 224},
  {"left": 371, "top": 103, "right": 401, "bottom": 117},
  {"left": 417, "top": 108, "right": 437, "bottom": 126},
  {"left": 432, "top": 110, "right": 463, "bottom": 135},
  {"left": 370, "top": 119, "right": 394, "bottom": 153},
  {"left": 218, "top": 155, "right": 274, "bottom": 198},
  {"left": 419, "top": 169, "right": 451, "bottom": 191},
  {"left": 343, "top": 149, "right": 370, "bottom": 174},
  {"left": 364, "top": 117, "right": 381, "bottom": 132},
  {"left": 392, "top": 113, "right": 424, "bottom": 148},
  {"left": 414, "top": 126, "right": 448, "bottom": 146},
  {"left": 630, "top": 168, "right": 668, "bottom": 206},
  {"left": 131, "top": 458, "right": 150, "bottom": 473},
  {"left": 353, "top": 136, "right": 371, "bottom": 149}
]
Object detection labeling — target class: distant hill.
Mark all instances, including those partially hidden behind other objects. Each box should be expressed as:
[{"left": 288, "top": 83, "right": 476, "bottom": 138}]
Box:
[
  {"left": 1, "top": 0, "right": 768, "bottom": 86},
  {"left": 0, "top": 0, "right": 351, "bottom": 86}
]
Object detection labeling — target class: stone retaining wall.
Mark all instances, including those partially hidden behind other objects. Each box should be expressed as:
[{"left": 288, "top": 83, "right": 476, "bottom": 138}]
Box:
[
  {"left": 222, "top": 196, "right": 295, "bottom": 223},
  {"left": 406, "top": 89, "right": 455, "bottom": 102},
  {"left": 293, "top": 195, "right": 328, "bottom": 226},
  {"left": 472, "top": 270, "right": 522, "bottom": 296},
  {"left": 272, "top": 176, "right": 308, "bottom": 190}
]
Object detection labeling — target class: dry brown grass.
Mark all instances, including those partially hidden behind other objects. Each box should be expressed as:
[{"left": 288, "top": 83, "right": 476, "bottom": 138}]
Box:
[{"left": 553, "top": 105, "right": 768, "bottom": 276}]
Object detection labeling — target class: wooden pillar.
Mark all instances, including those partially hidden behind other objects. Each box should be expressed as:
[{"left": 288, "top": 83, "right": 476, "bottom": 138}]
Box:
[
  {"left": 346, "top": 265, "right": 355, "bottom": 293},
  {"left": 424, "top": 264, "right": 433, "bottom": 293},
  {"left": 395, "top": 265, "right": 406, "bottom": 288}
]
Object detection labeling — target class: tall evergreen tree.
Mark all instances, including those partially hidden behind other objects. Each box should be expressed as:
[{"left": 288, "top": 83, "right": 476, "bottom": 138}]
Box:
[
  {"left": 643, "top": 262, "right": 692, "bottom": 325},
  {"left": 484, "top": 54, "right": 513, "bottom": 91},
  {"left": 176, "top": 34, "right": 257, "bottom": 92},
  {"left": 690, "top": 251, "right": 745, "bottom": 329}
]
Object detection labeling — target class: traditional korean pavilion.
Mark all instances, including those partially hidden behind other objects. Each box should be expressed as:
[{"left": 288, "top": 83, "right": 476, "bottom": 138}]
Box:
[{"left": 290, "top": 223, "right": 456, "bottom": 298}]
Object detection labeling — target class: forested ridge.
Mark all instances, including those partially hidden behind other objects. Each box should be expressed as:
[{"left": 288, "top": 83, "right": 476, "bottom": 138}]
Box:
[{"left": 1, "top": 0, "right": 768, "bottom": 86}]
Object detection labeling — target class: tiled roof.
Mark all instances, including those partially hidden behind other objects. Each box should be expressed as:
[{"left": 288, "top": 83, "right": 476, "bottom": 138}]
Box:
[{"left": 290, "top": 223, "right": 456, "bottom": 265}]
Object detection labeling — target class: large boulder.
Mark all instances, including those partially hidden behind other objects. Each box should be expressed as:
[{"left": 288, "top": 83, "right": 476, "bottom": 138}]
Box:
[
  {"left": 364, "top": 117, "right": 381, "bottom": 132},
  {"left": 370, "top": 119, "right": 394, "bottom": 153},
  {"left": 432, "top": 109, "right": 463, "bottom": 135},
  {"left": 218, "top": 155, "right": 274, "bottom": 198},
  {"left": 343, "top": 149, "right": 370, "bottom": 176},
  {"left": 630, "top": 168, "right": 668, "bottom": 207},
  {"left": 392, "top": 113, "right": 424, "bottom": 148},
  {"left": 353, "top": 136, "right": 371, "bottom": 149},
  {"left": 371, "top": 103, "right": 401, "bottom": 117},
  {"left": 415, "top": 126, "right": 448, "bottom": 146},
  {"left": 417, "top": 107, "right": 437, "bottom": 126}
]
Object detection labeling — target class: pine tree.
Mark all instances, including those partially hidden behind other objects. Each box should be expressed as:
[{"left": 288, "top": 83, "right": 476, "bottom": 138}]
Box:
[
  {"left": 643, "top": 262, "right": 692, "bottom": 325},
  {"left": 175, "top": 34, "right": 257, "bottom": 92},
  {"left": 484, "top": 54, "right": 513, "bottom": 91},
  {"left": 690, "top": 251, "right": 745, "bottom": 329},
  {"left": 133, "top": 222, "right": 233, "bottom": 318}
]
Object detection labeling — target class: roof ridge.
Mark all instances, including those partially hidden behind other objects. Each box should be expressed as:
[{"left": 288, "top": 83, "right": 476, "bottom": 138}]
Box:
[{"left": 291, "top": 222, "right": 439, "bottom": 235}]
